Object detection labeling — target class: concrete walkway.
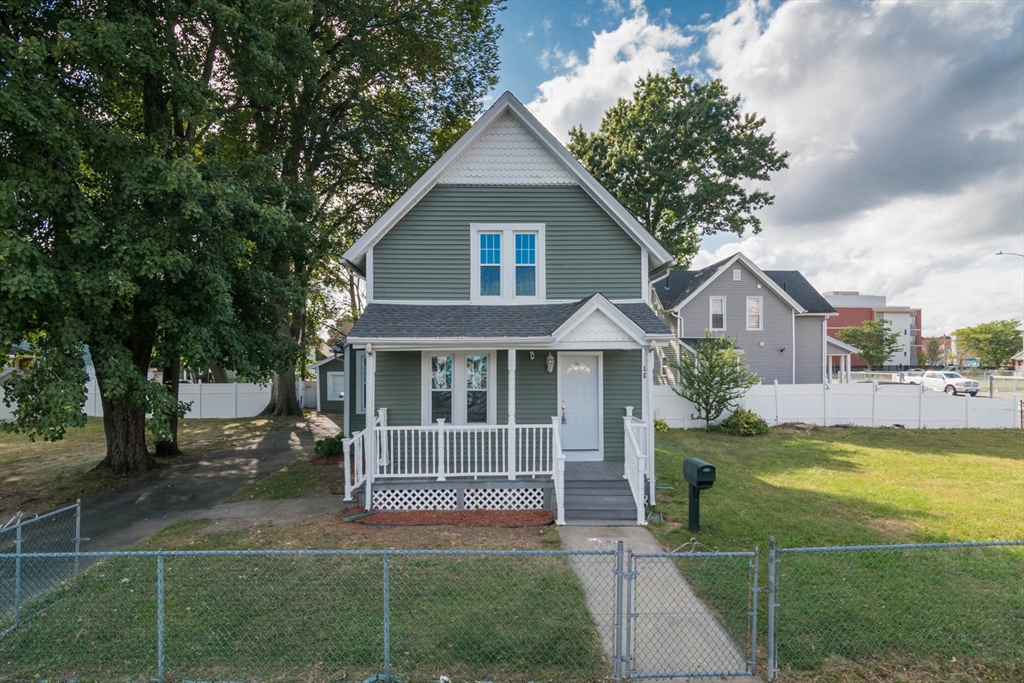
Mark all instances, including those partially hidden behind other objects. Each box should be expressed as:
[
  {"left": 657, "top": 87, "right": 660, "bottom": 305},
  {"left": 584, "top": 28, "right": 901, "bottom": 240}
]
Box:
[
  {"left": 81, "top": 414, "right": 341, "bottom": 551},
  {"left": 558, "top": 526, "right": 753, "bottom": 681}
]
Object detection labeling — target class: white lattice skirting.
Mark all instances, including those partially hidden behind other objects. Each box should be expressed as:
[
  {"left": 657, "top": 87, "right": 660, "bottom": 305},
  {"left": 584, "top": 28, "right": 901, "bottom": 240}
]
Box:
[
  {"left": 464, "top": 488, "right": 545, "bottom": 510},
  {"left": 373, "top": 489, "right": 458, "bottom": 511}
]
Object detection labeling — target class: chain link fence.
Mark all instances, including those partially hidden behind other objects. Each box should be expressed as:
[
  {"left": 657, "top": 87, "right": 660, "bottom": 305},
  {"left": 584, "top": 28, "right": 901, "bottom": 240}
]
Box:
[
  {"left": 0, "top": 527, "right": 1020, "bottom": 681},
  {"left": 0, "top": 501, "right": 81, "bottom": 636}
]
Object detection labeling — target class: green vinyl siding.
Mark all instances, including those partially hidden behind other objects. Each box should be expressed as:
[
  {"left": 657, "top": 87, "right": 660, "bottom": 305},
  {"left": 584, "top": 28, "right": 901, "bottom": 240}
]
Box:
[
  {"left": 373, "top": 185, "right": 642, "bottom": 301},
  {"left": 515, "top": 350, "right": 557, "bottom": 424},
  {"left": 316, "top": 358, "right": 345, "bottom": 414},
  {"left": 374, "top": 351, "right": 421, "bottom": 426},
  {"left": 348, "top": 346, "right": 364, "bottom": 434},
  {"left": 603, "top": 350, "right": 643, "bottom": 462}
]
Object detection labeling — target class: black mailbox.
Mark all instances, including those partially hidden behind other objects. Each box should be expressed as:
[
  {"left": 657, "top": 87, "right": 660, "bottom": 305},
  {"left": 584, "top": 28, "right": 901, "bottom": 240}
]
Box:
[
  {"left": 683, "top": 458, "right": 716, "bottom": 532},
  {"left": 684, "top": 458, "right": 716, "bottom": 490}
]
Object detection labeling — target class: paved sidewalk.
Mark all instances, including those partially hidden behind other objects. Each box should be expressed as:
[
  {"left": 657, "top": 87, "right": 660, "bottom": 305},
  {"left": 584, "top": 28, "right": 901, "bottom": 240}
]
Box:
[
  {"left": 558, "top": 525, "right": 753, "bottom": 681},
  {"left": 81, "top": 415, "right": 340, "bottom": 551}
]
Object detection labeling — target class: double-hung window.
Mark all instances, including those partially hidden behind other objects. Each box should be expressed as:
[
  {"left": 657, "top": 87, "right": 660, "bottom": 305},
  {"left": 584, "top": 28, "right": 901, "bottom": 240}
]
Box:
[
  {"left": 471, "top": 224, "right": 545, "bottom": 302},
  {"left": 710, "top": 297, "right": 726, "bottom": 331},
  {"left": 423, "top": 351, "right": 495, "bottom": 424},
  {"left": 746, "top": 296, "right": 763, "bottom": 331}
]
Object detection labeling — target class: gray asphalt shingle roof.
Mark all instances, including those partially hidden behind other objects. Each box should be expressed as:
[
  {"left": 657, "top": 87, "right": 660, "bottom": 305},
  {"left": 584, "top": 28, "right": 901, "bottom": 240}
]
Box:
[
  {"left": 654, "top": 260, "right": 836, "bottom": 314},
  {"left": 348, "top": 297, "right": 670, "bottom": 340}
]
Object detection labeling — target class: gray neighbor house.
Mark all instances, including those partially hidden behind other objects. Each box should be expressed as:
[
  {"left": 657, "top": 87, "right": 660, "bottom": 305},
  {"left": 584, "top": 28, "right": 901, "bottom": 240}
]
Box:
[
  {"left": 650, "top": 253, "right": 854, "bottom": 386},
  {"left": 338, "top": 92, "right": 673, "bottom": 525}
]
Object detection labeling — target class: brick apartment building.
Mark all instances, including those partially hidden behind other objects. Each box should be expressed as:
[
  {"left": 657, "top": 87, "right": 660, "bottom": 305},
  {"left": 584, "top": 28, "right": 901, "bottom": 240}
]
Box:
[{"left": 822, "top": 292, "right": 922, "bottom": 369}]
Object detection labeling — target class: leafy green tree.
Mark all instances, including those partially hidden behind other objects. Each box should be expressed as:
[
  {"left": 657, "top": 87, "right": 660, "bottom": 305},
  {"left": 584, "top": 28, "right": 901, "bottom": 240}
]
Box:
[
  {"left": 0, "top": 0, "right": 295, "bottom": 473},
  {"left": 837, "top": 320, "right": 902, "bottom": 369},
  {"left": 567, "top": 70, "right": 789, "bottom": 265},
  {"left": 927, "top": 338, "right": 942, "bottom": 367},
  {"left": 220, "top": 0, "right": 502, "bottom": 416},
  {"left": 667, "top": 333, "right": 760, "bottom": 431},
  {"left": 953, "top": 321, "right": 1023, "bottom": 368}
]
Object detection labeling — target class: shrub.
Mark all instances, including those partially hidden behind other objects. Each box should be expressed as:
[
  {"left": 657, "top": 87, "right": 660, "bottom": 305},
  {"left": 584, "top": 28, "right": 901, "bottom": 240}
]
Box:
[
  {"left": 314, "top": 435, "right": 345, "bottom": 458},
  {"left": 654, "top": 418, "right": 670, "bottom": 433},
  {"left": 715, "top": 409, "right": 769, "bottom": 436}
]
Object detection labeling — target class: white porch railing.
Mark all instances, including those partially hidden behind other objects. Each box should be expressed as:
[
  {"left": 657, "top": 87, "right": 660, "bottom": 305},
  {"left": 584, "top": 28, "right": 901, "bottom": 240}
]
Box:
[
  {"left": 552, "top": 416, "right": 566, "bottom": 525},
  {"left": 342, "top": 432, "right": 367, "bottom": 502},
  {"left": 623, "top": 410, "right": 648, "bottom": 526}
]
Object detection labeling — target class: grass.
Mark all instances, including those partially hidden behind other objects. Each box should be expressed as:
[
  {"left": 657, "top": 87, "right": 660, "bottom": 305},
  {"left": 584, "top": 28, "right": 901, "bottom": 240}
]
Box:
[
  {"left": 221, "top": 461, "right": 337, "bottom": 503},
  {"left": 648, "top": 426, "right": 1024, "bottom": 679},
  {"left": 0, "top": 518, "right": 606, "bottom": 682},
  {"left": 0, "top": 416, "right": 292, "bottom": 518}
]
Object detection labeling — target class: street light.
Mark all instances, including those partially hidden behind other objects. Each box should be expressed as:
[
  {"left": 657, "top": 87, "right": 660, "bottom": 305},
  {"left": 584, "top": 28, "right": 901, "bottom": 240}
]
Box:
[{"left": 995, "top": 251, "right": 1024, "bottom": 368}]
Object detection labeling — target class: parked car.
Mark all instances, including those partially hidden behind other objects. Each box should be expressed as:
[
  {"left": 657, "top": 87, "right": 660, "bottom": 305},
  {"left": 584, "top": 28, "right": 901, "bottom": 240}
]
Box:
[
  {"left": 904, "top": 369, "right": 926, "bottom": 384},
  {"left": 922, "top": 371, "right": 979, "bottom": 396}
]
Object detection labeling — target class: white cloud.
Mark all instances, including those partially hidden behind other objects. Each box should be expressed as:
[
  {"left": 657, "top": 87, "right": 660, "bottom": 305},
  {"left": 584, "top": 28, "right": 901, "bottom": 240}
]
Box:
[
  {"left": 526, "top": 4, "right": 692, "bottom": 140},
  {"left": 695, "top": 0, "right": 1024, "bottom": 335},
  {"left": 542, "top": 18, "right": 552, "bottom": 32}
]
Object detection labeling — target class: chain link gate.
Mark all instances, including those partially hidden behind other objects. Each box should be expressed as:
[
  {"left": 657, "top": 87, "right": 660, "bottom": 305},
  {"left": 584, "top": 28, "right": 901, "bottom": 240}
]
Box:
[{"left": 624, "top": 549, "right": 758, "bottom": 679}]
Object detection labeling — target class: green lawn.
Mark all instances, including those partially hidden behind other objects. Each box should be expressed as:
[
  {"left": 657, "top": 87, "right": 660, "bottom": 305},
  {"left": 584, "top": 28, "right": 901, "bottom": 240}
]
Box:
[
  {"left": 221, "top": 461, "right": 337, "bottom": 502},
  {"left": 649, "top": 427, "right": 1024, "bottom": 678},
  {"left": 0, "top": 520, "right": 607, "bottom": 682}
]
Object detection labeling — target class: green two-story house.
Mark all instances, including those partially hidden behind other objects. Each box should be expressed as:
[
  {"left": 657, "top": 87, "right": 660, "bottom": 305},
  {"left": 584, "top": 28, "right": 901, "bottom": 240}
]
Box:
[{"left": 339, "top": 92, "right": 674, "bottom": 525}]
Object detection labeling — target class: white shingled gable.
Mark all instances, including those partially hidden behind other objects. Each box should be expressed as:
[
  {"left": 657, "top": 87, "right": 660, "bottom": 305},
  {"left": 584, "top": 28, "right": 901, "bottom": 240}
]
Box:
[
  {"left": 437, "top": 111, "right": 576, "bottom": 185},
  {"left": 560, "top": 309, "right": 636, "bottom": 344}
]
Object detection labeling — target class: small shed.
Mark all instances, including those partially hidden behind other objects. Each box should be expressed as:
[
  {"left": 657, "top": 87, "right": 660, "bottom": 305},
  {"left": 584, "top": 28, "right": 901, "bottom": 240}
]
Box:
[{"left": 312, "top": 354, "right": 346, "bottom": 414}]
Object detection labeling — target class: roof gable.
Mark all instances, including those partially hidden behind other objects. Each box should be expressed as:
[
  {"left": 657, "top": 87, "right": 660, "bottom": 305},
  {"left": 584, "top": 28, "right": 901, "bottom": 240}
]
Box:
[
  {"left": 342, "top": 91, "right": 673, "bottom": 270},
  {"left": 657, "top": 253, "right": 809, "bottom": 314},
  {"left": 437, "top": 111, "right": 576, "bottom": 185},
  {"left": 553, "top": 295, "right": 647, "bottom": 344}
]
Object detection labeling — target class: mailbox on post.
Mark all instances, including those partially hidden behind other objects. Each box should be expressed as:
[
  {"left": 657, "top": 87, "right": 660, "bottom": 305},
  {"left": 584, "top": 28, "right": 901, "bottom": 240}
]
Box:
[{"left": 683, "top": 458, "right": 716, "bottom": 531}]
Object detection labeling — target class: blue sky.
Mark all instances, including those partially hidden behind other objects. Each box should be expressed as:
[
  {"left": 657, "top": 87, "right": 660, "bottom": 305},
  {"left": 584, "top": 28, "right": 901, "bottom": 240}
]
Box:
[{"left": 482, "top": 0, "right": 1024, "bottom": 336}]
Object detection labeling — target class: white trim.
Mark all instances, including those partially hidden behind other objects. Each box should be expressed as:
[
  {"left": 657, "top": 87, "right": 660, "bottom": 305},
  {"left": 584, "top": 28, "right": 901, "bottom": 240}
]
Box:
[
  {"left": 470, "top": 223, "right": 546, "bottom": 304},
  {"left": 791, "top": 310, "right": 796, "bottom": 384},
  {"left": 676, "top": 313, "right": 684, "bottom": 339},
  {"left": 746, "top": 296, "right": 764, "bottom": 331},
  {"left": 343, "top": 344, "right": 351, "bottom": 435},
  {"left": 361, "top": 298, "right": 650, "bottom": 306},
  {"left": 552, "top": 294, "right": 648, "bottom": 345},
  {"left": 366, "top": 248, "right": 374, "bottom": 302},
  {"left": 308, "top": 356, "right": 342, "bottom": 370},
  {"left": 557, "top": 351, "right": 604, "bottom": 461},
  {"left": 355, "top": 350, "right": 367, "bottom": 414},
  {"left": 733, "top": 269, "right": 741, "bottom": 281},
  {"left": 342, "top": 92, "right": 674, "bottom": 270},
  {"left": 672, "top": 253, "right": 807, "bottom": 314},
  {"left": 325, "top": 372, "right": 345, "bottom": 402},
  {"left": 710, "top": 296, "right": 726, "bottom": 332},
  {"left": 825, "top": 336, "right": 861, "bottom": 354},
  {"left": 420, "top": 351, "right": 497, "bottom": 426},
  {"left": 822, "top": 318, "right": 828, "bottom": 384},
  {"left": 641, "top": 249, "right": 649, "bottom": 303}
]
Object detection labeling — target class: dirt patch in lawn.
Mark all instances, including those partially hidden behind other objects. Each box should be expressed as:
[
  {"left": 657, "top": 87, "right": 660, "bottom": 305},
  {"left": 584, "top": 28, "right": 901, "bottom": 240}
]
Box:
[{"left": 350, "top": 508, "right": 554, "bottom": 527}]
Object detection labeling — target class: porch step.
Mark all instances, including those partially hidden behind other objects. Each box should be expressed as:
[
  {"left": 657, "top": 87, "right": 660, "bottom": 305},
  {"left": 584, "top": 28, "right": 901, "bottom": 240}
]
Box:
[{"left": 562, "top": 477, "right": 639, "bottom": 524}]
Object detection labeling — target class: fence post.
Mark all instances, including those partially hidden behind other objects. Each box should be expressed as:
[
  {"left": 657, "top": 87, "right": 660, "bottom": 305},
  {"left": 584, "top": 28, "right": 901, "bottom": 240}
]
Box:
[
  {"left": 198, "top": 382, "right": 203, "bottom": 419},
  {"left": 773, "top": 379, "right": 779, "bottom": 425},
  {"left": 767, "top": 536, "right": 777, "bottom": 681},
  {"left": 382, "top": 552, "right": 391, "bottom": 681},
  {"left": 13, "top": 512, "right": 22, "bottom": 628},
  {"left": 74, "top": 498, "right": 82, "bottom": 576},
  {"left": 990, "top": 374, "right": 994, "bottom": 399},
  {"left": 613, "top": 541, "right": 624, "bottom": 681},
  {"left": 871, "top": 381, "right": 878, "bottom": 427},
  {"left": 156, "top": 552, "right": 165, "bottom": 683},
  {"left": 750, "top": 547, "right": 759, "bottom": 675},
  {"left": 822, "top": 382, "right": 829, "bottom": 427},
  {"left": 624, "top": 549, "right": 635, "bottom": 677},
  {"left": 436, "top": 419, "right": 447, "bottom": 482},
  {"left": 918, "top": 383, "right": 925, "bottom": 429},
  {"left": 234, "top": 382, "right": 239, "bottom": 418},
  {"left": 965, "top": 391, "right": 971, "bottom": 428}
]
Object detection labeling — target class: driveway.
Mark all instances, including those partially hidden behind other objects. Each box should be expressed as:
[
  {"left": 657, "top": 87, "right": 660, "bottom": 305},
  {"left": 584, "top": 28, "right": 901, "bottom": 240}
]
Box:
[{"left": 80, "top": 415, "right": 339, "bottom": 551}]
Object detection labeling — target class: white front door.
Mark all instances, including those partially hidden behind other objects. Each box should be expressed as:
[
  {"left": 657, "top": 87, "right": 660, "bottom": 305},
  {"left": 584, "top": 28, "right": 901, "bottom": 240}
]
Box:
[{"left": 559, "top": 353, "right": 602, "bottom": 461}]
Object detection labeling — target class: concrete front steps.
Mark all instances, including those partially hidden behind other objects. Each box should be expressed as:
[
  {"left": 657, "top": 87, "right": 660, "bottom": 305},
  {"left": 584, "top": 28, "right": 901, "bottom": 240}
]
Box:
[{"left": 563, "top": 477, "right": 638, "bottom": 525}]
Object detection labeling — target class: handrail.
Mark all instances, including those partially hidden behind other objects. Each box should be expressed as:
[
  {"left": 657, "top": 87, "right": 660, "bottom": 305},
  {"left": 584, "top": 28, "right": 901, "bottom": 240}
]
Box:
[
  {"left": 552, "top": 416, "right": 565, "bottom": 525},
  {"left": 623, "top": 417, "right": 647, "bottom": 526}
]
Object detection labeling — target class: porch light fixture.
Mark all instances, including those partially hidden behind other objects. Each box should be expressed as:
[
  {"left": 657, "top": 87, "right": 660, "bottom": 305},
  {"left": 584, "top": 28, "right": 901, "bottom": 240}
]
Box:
[{"left": 546, "top": 353, "right": 555, "bottom": 373}]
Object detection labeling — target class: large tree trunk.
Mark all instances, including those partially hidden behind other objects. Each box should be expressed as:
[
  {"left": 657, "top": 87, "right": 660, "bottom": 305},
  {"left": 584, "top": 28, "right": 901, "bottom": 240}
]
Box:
[
  {"left": 209, "top": 361, "right": 230, "bottom": 383},
  {"left": 155, "top": 355, "right": 181, "bottom": 456},
  {"left": 97, "top": 393, "right": 155, "bottom": 474},
  {"left": 260, "top": 359, "right": 302, "bottom": 416}
]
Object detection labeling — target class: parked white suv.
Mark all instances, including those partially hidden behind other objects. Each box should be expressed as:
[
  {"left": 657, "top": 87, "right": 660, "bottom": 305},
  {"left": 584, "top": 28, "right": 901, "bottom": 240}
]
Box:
[{"left": 922, "top": 371, "right": 979, "bottom": 396}]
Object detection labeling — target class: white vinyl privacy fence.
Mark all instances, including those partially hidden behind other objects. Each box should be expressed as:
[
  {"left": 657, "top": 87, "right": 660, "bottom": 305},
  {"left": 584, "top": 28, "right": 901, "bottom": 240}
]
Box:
[{"left": 653, "top": 382, "right": 1022, "bottom": 430}]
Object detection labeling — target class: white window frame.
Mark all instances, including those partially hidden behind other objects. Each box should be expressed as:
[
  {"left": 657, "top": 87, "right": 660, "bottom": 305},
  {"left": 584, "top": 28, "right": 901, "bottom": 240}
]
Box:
[
  {"left": 710, "top": 296, "right": 726, "bottom": 331},
  {"left": 746, "top": 296, "right": 764, "bottom": 331},
  {"left": 355, "top": 350, "right": 366, "bottom": 414},
  {"left": 420, "top": 351, "right": 497, "bottom": 425},
  {"left": 733, "top": 269, "right": 741, "bottom": 281},
  {"left": 325, "top": 372, "right": 345, "bottom": 402},
  {"left": 470, "top": 224, "right": 546, "bottom": 304}
]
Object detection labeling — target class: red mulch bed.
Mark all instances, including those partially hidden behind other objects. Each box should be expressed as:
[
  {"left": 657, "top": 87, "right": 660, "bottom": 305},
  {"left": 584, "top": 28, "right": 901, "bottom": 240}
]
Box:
[{"left": 345, "top": 508, "right": 554, "bottom": 527}]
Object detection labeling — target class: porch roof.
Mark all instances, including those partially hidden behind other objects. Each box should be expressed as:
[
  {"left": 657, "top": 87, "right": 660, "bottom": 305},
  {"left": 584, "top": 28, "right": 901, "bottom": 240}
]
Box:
[{"left": 347, "top": 297, "right": 670, "bottom": 342}]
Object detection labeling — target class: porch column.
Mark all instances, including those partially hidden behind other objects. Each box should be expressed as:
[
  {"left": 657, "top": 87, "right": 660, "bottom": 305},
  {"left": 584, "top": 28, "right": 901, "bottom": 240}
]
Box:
[
  {"left": 365, "top": 345, "right": 376, "bottom": 510},
  {"left": 845, "top": 355, "right": 852, "bottom": 384},
  {"left": 645, "top": 345, "right": 656, "bottom": 506},
  {"left": 507, "top": 349, "right": 516, "bottom": 480}
]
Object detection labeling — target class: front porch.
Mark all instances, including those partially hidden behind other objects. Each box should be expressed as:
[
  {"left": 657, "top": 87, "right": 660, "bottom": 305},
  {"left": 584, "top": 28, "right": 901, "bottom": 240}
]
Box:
[{"left": 342, "top": 407, "right": 651, "bottom": 525}]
